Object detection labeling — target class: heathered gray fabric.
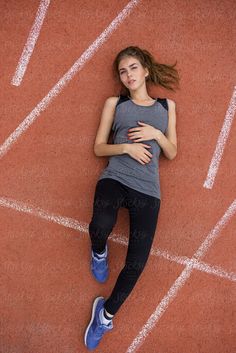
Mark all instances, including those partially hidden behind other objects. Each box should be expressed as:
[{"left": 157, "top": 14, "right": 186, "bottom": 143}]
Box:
[{"left": 98, "top": 95, "right": 169, "bottom": 199}]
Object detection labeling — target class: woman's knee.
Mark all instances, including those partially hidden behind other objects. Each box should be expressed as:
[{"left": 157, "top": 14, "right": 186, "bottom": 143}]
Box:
[{"left": 89, "top": 213, "right": 116, "bottom": 235}]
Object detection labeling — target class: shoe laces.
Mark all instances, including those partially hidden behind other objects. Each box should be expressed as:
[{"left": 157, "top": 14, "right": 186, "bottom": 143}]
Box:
[{"left": 92, "top": 255, "right": 107, "bottom": 270}]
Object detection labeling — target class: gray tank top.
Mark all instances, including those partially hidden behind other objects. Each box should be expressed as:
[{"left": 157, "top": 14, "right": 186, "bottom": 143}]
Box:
[{"left": 98, "top": 94, "right": 169, "bottom": 199}]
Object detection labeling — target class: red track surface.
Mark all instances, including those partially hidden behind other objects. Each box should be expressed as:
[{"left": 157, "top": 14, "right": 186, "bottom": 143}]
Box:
[{"left": 0, "top": 1, "right": 235, "bottom": 352}]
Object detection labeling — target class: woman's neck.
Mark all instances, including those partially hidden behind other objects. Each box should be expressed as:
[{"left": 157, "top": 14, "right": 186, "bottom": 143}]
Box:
[{"left": 128, "top": 94, "right": 155, "bottom": 102}]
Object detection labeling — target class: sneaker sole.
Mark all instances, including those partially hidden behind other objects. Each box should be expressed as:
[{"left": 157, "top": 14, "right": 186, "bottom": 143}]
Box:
[{"left": 84, "top": 296, "right": 104, "bottom": 348}]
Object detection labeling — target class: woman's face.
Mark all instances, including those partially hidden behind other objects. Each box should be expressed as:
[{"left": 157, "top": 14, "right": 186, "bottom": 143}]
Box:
[{"left": 118, "top": 56, "right": 148, "bottom": 91}]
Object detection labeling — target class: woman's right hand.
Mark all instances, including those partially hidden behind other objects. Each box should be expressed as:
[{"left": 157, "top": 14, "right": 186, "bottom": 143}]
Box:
[{"left": 125, "top": 143, "right": 153, "bottom": 165}]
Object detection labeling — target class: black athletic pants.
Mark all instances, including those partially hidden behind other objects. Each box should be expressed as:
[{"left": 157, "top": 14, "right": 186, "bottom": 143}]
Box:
[{"left": 89, "top": 178, "right": 161, "bottom": 316}]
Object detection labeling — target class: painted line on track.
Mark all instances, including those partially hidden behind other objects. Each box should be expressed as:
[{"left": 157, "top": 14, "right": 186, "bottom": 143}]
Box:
[
  {"left": 126, "top": 198, "right": 236, "bottom": 352},
  {"left": 11, "top": 0, "right": 51, "bottom": 86},
  {"left": 203, "top": 86, "right": 236, "bottom": 189},
  {"left": 0, "top": 195, "right": 235, "bottom": 284},
  {"left": 1, "top": 0, "right": 140, "bottom": 158}
]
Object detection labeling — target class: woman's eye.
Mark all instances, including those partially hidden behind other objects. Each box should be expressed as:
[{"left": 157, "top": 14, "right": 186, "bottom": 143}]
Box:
[{"left": 120, "top": 67, "right": 137, "bottom": 75}]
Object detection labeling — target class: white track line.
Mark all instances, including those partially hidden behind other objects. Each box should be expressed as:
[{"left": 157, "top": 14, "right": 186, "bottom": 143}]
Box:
[
  {"left": 203, "top": 86, "right": 236, "bottom": 189},
  {"left": 0, "top": 196, "right": 88, "bottom": 233},
  {"left": 0, "top": 195, "right": 235, "bottom": 283},
  {"left": 150, "top": 247, "right": 236, "bottom": 282},
  {"left": 126, "top": 199, "right": 236, "bottom": 353},
  {"left": 11, "top": 0, "right": 51, "bottom": 86},
  {"left": 1, "top": 0, "right": 140, "bottom": 158}
]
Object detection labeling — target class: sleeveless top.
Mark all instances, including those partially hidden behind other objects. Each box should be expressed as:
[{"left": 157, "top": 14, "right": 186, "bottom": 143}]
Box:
[{"left": 98, "top": 94, "right": 169, "bottom": 200}]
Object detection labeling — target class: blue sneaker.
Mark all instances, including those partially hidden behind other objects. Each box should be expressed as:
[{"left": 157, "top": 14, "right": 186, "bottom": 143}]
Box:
[
  {"left": 84, "top": 296, "right": 113, "bottom": 350},
  {"left": 91, "top": 245, "right": 109, "bottom": 283}
]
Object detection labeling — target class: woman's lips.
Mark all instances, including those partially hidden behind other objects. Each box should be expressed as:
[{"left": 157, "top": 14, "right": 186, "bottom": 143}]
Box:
[{"left": 128, "top": 80, "right": 136, "bottom": 84}]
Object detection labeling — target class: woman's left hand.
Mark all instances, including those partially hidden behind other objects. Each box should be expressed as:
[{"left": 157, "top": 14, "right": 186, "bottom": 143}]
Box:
[{"left": 127, "top": 121, "right": 159, "bottom": 142}]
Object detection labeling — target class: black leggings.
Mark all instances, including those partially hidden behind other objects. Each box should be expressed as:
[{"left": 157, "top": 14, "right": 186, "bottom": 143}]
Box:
[{"left": 89, "top": 178, "right": 161, "bottom": 316}]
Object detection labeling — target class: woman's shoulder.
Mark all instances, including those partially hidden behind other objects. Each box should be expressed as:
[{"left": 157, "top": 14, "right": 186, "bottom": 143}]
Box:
[
  {"left": 106, "top": 95, "right": 120, "bottom": 103},
  {"left": 104, "top": 96, "right": 121, "bottom": 109},
  {"left": 166, "top": 98, "right": 176, "bottom": 108}
]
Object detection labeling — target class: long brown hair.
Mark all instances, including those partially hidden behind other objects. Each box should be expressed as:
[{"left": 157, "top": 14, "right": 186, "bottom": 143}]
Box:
[{"left": 112, "top": 46, "right": 180, "bottom": 96}]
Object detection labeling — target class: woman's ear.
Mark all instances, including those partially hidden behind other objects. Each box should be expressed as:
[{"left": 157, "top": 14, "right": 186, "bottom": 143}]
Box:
[{"left": 145, "top": 69, "right": 149, "bottom": 78}]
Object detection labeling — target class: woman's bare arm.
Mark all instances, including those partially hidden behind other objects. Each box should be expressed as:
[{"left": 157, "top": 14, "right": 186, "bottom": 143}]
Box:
[
  {"left": 154, "top": 98, "right": 177, "bottom": 160},
  {"left": 94, "top": 97, "right": 129, "bottom": 157}
]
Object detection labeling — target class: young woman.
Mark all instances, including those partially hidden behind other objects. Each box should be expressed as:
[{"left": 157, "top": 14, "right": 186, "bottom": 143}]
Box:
[{"left": 84, "top": 45, "right": 180, "bottom": 350}]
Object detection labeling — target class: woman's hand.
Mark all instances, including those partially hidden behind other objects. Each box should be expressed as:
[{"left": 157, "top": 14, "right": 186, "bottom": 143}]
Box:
[
  {"left": 127, "top": 121, "right": 158, "bottom": 142},
  {"left": 126, "top": 143, "right": 153, "bottom": 165}
]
